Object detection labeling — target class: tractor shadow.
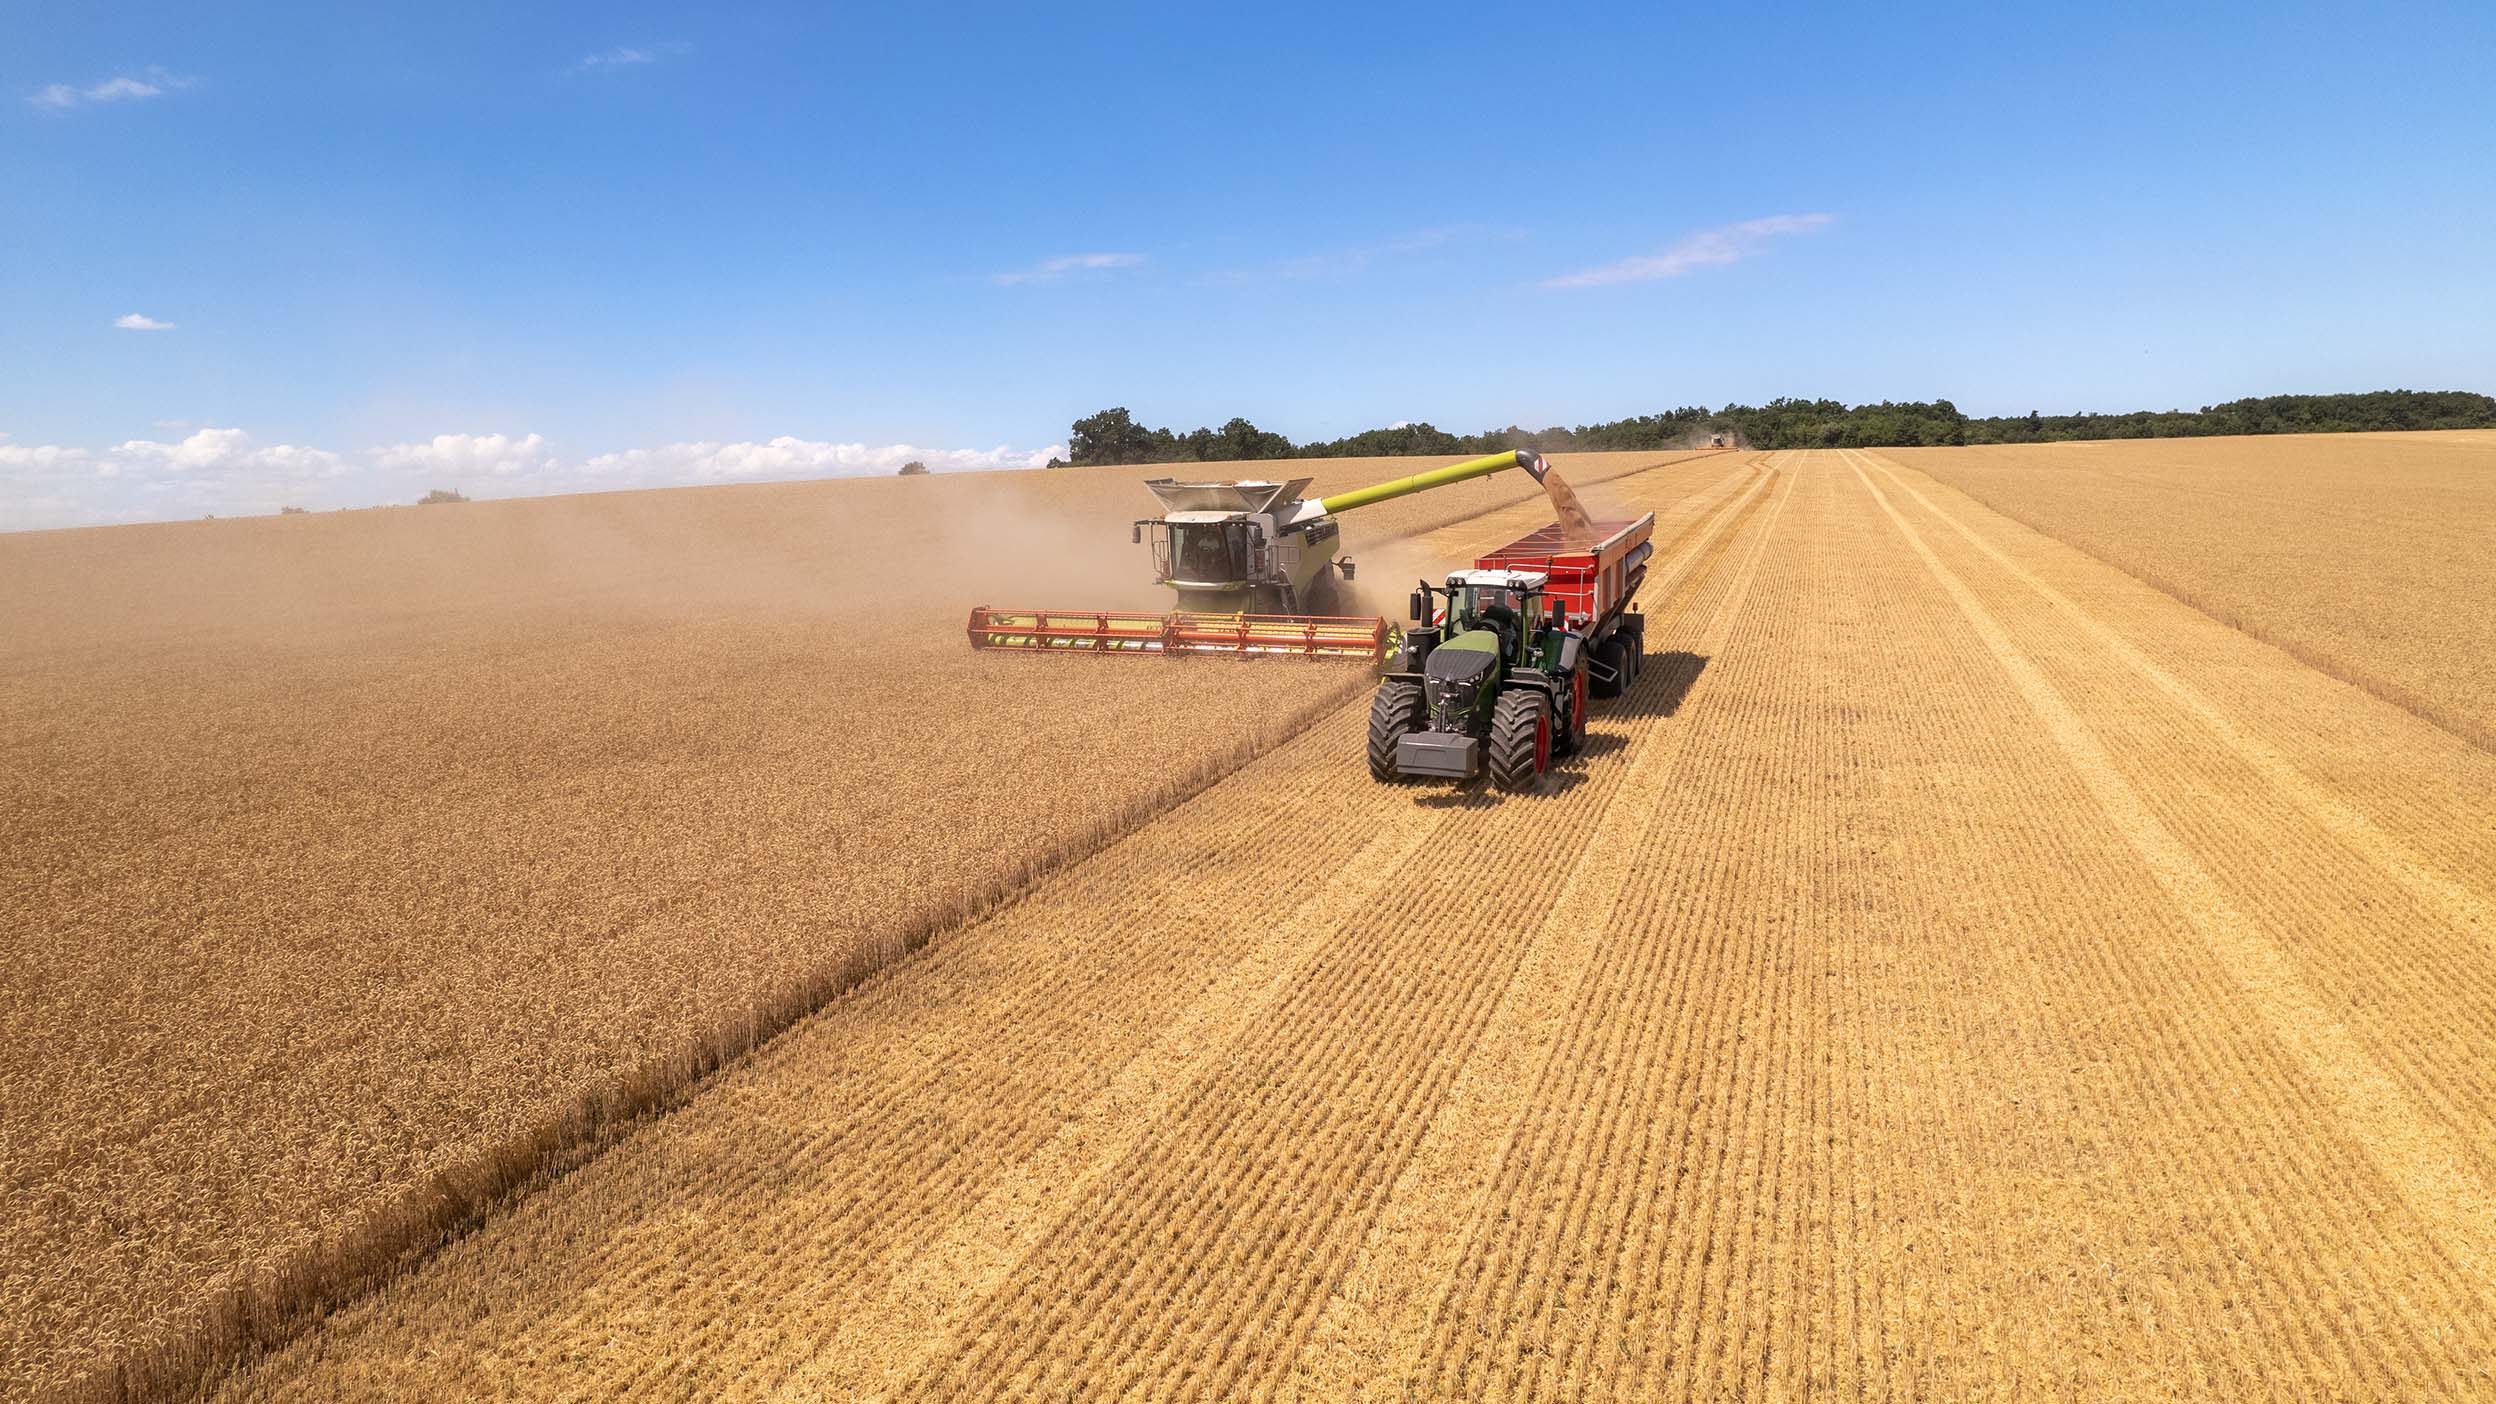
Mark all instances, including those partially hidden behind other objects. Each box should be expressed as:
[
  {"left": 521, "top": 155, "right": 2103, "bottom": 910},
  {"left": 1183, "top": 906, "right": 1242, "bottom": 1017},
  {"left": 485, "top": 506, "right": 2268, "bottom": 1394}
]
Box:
[{"left": 1402, "top": 653, "right": 1709, "bottom": 806}]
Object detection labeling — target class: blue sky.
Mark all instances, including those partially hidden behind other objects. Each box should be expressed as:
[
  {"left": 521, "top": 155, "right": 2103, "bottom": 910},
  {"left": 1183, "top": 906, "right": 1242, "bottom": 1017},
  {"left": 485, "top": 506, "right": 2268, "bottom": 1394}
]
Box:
[{"left": 5, "top": 1, "right": 2492, "bottom": 526}]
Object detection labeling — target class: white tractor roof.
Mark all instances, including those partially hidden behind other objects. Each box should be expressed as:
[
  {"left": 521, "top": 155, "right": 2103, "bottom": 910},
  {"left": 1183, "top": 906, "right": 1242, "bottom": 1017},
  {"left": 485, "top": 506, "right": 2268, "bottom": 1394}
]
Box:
[
  {"left": 1447, "top": 567, "right": 1550, "bottom": 589},
  {"left": 1163, "top": 510, "right": 1248, "bottom": 524}
]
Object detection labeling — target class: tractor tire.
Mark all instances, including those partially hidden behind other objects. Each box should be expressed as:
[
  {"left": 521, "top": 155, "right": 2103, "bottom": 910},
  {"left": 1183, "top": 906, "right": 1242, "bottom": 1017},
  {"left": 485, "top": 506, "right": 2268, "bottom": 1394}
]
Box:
[
  {"left": 1488, "top": 689, "right": 1551, "bottom": 792},
  {"left": 1366, "top": 679, "right": 1424, "bottom": 781},
  {"left": 1590, "top": 636, "right": 1629, "bottom": 699}
]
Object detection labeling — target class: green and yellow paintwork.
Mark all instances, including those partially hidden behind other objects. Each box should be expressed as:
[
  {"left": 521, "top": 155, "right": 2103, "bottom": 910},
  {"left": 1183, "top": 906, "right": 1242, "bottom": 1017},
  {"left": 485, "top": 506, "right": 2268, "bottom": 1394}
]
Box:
[{"left": 1310, "top": 452, "right": 1526, "bottom": 517}]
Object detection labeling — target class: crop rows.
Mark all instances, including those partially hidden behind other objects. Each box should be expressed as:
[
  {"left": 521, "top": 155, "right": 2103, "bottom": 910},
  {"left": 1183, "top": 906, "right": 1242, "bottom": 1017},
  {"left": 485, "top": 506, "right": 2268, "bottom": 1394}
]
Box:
[
  {"left": 193, "top": 456, "right": 1775, "bottom": 1401},
  {"left": 1387, "top": 452, "right": 2496, "bottom": 1399},
  {"left": 0, "top": 449, "right": 1720, "bottom": 1403},
  {"left": 18, "top": 436, "right": 2496, "bottom": 1401},
  {"left": 1886, "top": 431, "right": 2496, "bottom": 749}
]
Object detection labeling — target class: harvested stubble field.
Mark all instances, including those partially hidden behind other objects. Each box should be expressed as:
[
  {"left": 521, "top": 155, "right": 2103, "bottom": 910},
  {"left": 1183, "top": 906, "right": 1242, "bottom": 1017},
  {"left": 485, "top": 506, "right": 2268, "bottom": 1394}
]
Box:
[
  {"left": 0, "top": 447, "right": 1712, "bottom": 1402},
  {"left": 1888, "top": 430, "right": 2496, "bottom": 749},
  {"left": 13, "top": 434, "right": 2496, "bottom": 1402}
]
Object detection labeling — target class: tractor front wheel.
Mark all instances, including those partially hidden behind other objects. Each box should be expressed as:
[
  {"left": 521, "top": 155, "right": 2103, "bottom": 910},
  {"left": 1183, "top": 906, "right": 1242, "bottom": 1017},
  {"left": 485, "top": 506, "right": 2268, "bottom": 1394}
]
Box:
[
  {"left": 1367, "top": 679, "right": 1424, "bottom": 781},
  {"left": 1488, "top": 690, "right": 1551, "bottom": 792}
]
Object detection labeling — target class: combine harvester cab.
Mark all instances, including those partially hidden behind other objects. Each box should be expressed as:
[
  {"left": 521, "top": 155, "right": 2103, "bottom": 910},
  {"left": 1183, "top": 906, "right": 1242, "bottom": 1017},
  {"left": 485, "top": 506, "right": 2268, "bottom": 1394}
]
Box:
[
  {"left": 1367, "top": 511, "right": 1656, "bottom": 791},
  {"left": 967, "top": 451, "right": 1558, "bottom": 665}
]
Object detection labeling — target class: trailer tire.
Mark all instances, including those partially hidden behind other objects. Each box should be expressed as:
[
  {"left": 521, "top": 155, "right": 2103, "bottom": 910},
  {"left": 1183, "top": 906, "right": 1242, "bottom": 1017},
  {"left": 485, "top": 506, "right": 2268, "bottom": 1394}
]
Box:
[
  {"left": 1556, "top": 667, "right": 1588, "bottom": 755},
  {"left": 1591, "top": 637, "right": 1628, "bottom": 699},
  {"left": 1623, "top": 615, "right": 1646, "bottom": 684},
  {"left": 1488, "top": 690, "right": 1550, "bottom": 792},
  {"left": 1366, "top": 680, "right": 1424, "bottom": 781}
]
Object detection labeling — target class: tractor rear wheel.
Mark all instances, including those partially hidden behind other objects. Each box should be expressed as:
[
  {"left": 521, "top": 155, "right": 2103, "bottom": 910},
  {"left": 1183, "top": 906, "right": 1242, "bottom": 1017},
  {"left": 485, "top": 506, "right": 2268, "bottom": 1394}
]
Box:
[
  {"left": 1488, "top": 689, "right": 1551, "bottom": 792},
  {"left": 1366, "top": 679, "right": 1424, "bottom": 781}
]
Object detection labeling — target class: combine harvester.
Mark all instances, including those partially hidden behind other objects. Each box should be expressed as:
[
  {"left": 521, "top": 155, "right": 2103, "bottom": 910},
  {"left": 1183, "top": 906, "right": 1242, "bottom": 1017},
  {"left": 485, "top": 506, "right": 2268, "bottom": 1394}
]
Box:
[{"left": 966, "top": 451, "right": 1561, "bottom": 663}]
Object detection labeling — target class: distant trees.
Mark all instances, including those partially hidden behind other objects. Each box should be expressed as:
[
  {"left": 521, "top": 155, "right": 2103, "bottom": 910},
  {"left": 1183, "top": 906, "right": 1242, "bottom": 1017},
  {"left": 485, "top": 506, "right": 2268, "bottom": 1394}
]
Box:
[
  {"left": 1066, "top": 407, "right": 1297, "bottom": 466},
  {"left": 1068, "top": 408, "right": 1160, "bottom": 466},
  {"left": 416, "top": 488, "right": 471, "bottom": 505},
  {"left": 1059, "top": 391, "right": 2495, "bottom": 464},
  {"left": 898, "top": 460, "right": 930, "bottom": 476},
  {"left": 280, "top": 506, "right": 309, "bottom": 515},
  {"left": 1295, "top": 422, "right": 1470, "bottom": 458},
  {"left": 1959, "top": 390, "right": 2496, "bottom": 443}
]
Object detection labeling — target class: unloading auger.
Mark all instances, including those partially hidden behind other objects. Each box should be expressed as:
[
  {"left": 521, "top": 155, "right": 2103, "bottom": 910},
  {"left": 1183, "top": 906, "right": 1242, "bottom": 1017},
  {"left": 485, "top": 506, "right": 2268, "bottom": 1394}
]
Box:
[{"left": 966, "top": 451, "right": 1555, "bottom": 663}]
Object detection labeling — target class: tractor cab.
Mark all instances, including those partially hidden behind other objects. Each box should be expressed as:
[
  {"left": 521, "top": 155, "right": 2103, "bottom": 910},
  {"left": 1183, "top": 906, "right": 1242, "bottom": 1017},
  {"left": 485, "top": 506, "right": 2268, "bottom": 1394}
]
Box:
[{"left": 1438, "top": 568, "right": 1551, "bottom": 663}]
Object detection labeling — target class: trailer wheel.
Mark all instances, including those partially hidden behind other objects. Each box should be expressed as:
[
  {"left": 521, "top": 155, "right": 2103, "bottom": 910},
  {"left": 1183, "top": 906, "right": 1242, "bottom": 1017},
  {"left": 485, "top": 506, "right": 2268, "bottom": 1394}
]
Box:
[
  {"left": 1488, "top": 690, "right": 1550, "bottom": 792},
  {"left": 1590, "top": 637, "right": 1628, "bottom": 699},
  {"left": 1366, "top": 680, "right": 1424, "bottom": 781},
  {"left": 1555, "top": 668, "right": 1588, "bottom": 756}
]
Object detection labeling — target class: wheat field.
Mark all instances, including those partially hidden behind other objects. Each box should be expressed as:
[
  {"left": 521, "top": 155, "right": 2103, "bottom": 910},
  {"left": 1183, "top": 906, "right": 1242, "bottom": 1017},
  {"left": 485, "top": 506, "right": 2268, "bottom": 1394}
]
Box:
[
  {"left": 0, "top": 450, "right": 1714, "bottom": 1402},
  {"left": 11, "top": 437, "right": 2496, "bottom": 1401}
]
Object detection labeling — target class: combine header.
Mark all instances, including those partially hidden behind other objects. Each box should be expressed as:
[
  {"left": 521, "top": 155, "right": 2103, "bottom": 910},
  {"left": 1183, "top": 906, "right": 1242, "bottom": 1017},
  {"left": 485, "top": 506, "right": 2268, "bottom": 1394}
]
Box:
[
  {"left": 967, "top": 450, "right": 1558, "bottom": 664},
  {"left": 961, "top": 607, "right": 1390, "bottom": 660}
]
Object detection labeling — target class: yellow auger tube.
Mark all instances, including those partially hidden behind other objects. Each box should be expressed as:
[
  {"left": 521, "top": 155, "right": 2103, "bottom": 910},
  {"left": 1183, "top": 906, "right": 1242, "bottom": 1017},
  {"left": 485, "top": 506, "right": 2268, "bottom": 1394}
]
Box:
[{"left": 1303, "top": 450, "right": 1547, "bottom": 520}]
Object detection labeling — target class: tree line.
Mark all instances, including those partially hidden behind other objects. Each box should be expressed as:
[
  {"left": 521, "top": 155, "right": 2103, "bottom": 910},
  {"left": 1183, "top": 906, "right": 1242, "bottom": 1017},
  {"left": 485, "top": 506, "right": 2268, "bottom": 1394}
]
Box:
[{"left": 1055, "top": 390, "right": 2496, "bottom": 466}]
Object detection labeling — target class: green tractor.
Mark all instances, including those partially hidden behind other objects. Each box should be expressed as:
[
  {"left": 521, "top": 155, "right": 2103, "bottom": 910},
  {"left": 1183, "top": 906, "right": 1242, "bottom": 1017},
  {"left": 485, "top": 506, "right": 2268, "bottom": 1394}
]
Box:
[{"left": 1367, "top": 569, "right": 1594, "bottom": 791}]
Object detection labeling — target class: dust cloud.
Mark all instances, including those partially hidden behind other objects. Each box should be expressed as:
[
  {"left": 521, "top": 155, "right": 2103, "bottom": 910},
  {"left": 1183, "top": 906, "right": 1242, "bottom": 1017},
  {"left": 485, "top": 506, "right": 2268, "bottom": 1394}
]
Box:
[{"left": 925, "top": 486, "right": 1167, "bottom": 614}]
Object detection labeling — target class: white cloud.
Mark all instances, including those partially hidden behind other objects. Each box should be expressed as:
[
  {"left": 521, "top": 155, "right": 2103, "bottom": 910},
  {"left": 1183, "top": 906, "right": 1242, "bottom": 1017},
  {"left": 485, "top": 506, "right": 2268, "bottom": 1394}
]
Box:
[
  {"left": 576, "top": 43, "right": 685, "bottom": 73},
  {"left": 581, "top": 436, "right": 1063, "bottom": 482},
  {"left": 2, "top": 427, "right": 350, "bottom": 528},
  {"left": 0, "top": 433, "right": 92, "bottom": 471},
  {"left": 115, "top": 313, "right": 176, "bottom": 331},
  {"left": 1545, "top": 212, "right": 1833, "bottom": 289},
  {"left": 371, "top": 431, "right": 555, "bottom": 478},
  {"left": 110, "top": 427, "right": 345, "bottom": 480},
  {"left": 31, "top": 68, "right": 193, "bottom": 109},
  {"left": 1, "top": 424, "right": 1068, "bottom": 531},
  {"left": 992, "top": 252, "right": 1145, "bottom": 286}
]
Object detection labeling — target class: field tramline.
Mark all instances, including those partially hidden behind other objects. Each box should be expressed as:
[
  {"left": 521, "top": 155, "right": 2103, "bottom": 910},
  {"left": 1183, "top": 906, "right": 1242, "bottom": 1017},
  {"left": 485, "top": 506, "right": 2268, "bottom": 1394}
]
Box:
[{"left": 6, "top": 435, "right": 2495, "bottom": 1401}]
